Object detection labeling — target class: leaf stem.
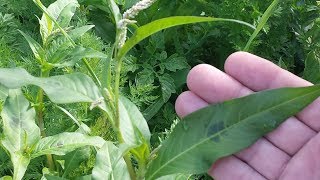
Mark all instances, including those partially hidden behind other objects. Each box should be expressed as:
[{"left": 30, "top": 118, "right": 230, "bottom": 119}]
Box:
[
  {"left": 243, "top": 0, "right": 280, "bottom": 51},
  {"left": 36, "top": 68, "right": 55, "bottom": 171}
]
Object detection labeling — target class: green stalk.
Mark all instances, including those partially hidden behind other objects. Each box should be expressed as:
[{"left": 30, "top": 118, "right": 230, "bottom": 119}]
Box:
[
  {"left": 243, "top": 0, "right": 280, "bottom": 51},
  {"left": 36, "top": 68, "right": 55, "bottom": 171},
  {"left": 113, "top": 57, "right": 137, "bottom": 179}
]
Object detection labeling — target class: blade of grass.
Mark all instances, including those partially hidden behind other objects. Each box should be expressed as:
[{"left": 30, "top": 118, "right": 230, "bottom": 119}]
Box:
[{"left": 243, "top": 0, "right": 280, "bottom": 51}]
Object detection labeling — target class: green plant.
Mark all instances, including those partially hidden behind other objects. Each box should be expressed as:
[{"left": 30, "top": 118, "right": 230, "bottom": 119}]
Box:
[{"left": 1, "top": 0, "right": 320, "bottom": 180}]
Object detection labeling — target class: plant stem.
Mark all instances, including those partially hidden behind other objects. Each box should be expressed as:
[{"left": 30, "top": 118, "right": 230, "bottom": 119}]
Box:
[
  {"left": 36, "top": 68, "right": 55, "bottom": 171},
  {"left": 114, "top": 58, "right": 122, "bottom": 129}
]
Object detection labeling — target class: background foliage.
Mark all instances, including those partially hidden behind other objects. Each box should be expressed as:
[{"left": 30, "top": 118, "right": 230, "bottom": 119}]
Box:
[{"left": 0, "top": 0, "right": 319, "bottom": 179}]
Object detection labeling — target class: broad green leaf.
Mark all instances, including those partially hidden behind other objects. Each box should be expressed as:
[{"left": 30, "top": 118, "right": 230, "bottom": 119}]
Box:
[
  {"left": 37, "top": 0, "right": 79, "bottom": 41},
  {"left": 31, "top": 132, "right": 105, "bottom": 158},
  {"left": 243, "top": 0, "right": 280, "bottom": 51},
  {"left": 0, "top": 84, "right": 8, "bottom": 101},
  {"left": 62, "top": 147, "right": 91, "bottom": 178},
  {"left": 159, "top": 74, "right": 176, "bottom": 102},
  {"left": 119, "top": 96, "right": 151, "bottom": 145},
  {"left": 19, "top": 30, "right": 46, "bottom": 63},
  {"left": 1, "top": 89, "right": 41, "bottom": 180},
  {"left": 92, "top": 142, "right": 130, "bottom": 180},
  {"left": 0, "top": 68, "right": 102, "bottom": 104},
  {"left": 162, "top": 55, "right": 189, "bottom": 72},
  {"left": 118, "top": 16, "right": 255, "bottom": 59},
  {"left": 51, "top": 46, "right": 108, "bottom": 67},
  {"left": 68, "top": 25, "right": 95, "bottom": 40},
  {"left": 146, "top": 85, "right": 320, "bottom": 179},
  {"left": 0, "top": 68, "right": 114, "bottom": 121},
  {"left": 304, "top": 51, "right": 320, "bottom": 84},
  {"left": 119, "top": 96, "right": 151, "bottom": 163},
  {"left": 56, "top": 2, "right": 79, "bottom": 28}
]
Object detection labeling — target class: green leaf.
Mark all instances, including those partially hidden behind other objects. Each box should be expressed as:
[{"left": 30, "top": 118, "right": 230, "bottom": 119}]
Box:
[
  {"left": 163, "top": 55, "right": 189, "bottom": 72},
  {"left": 159, "top": 74, "right": 176, "bottom": 102},
  {"left": 37, "top": 0, "right": 79, "bottom": 40},
  {"left": 304, "top": 51, "right": 320, "bottom": 84},
  {"left": 31, "top": 132, "right": 105, "bottom": 158},
  {"left": 0, "top": 68, "right": 102, "bottom": 104},
  {"left": 1, "top": 89, "right": 41, "bottom": 180},
  {"left": 62, "top": 147, "right": 91, "bottom": 178},
  {"left": 19, "top": 30, "right": 46, "bottom": 63},
  {"left": 119, "top": 96, "right": 151, "bottom": 146},
  {"left": 68, "top": 25, "right": 95, "bottom": 40},
  {"left": 118, "top": 16, "right": 255, "bottom": 59},
  {"left": 56, "top": 1, "right": 79, "bottom": 28},
  {"left": 0, "top": 84, "right": 8, "bottom": 101},
  {"left": 243, "top": 0, "right": 280, "bottom": 51},
  {"left": 143, "top": 98, "right": 165, "bottom": 121},
  {"left": 119, "top": 96, "right": 151, "bottom": 164},
  {"left": 92, "top": 142, "right": 130, "bottom": 180},
  {"left": 51, "top": 46, "right": 108, "bottom": 67},
  {"left": 106, "top": 0, "right": 122, "bottom": 24},
  {"left": 0, "top": 68, "right": 114, "bottom": 121},
  {"left": 146, "top": 85, "right": 320, "bottom": 179},
  {"left": 0, "top": 176, "right": 12, "bottom": 180}
]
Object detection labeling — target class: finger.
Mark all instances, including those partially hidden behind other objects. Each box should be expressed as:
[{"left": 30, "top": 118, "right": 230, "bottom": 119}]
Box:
[
  {"left": 225, "top": 52, "right": 320, "bottom": 131},
  {"left": 209, "top": 156, "right": 267, "bottom": 180},
  {"left": 279, "top": 133, "right": 320, "bottom": 180},
  {"left": 175, "top": 93, "right": 266, "bottom": 180},
  {"left": 235, "top": 138, "right": 290, "bottom": 180},
  {"left": 175, "top": 91, "right": 207, "bottom": 118},
  {"left": 187, "top": 64, "right": 316, "bottom": 155}
]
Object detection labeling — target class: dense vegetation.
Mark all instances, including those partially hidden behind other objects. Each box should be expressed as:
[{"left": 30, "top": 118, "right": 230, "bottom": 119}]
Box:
[{"left": 0, "top": 0, "right": 319, "bottom": 179}]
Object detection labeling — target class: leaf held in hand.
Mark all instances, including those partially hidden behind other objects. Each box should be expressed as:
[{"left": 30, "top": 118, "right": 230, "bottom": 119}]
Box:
[{"left": 146, "top": 85, "right": 320, "bottom": 179}]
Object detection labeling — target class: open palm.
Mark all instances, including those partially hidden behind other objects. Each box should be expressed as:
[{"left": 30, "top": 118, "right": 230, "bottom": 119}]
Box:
[{"left": 175, "top": 52, "right": 320, "bottom": 180}]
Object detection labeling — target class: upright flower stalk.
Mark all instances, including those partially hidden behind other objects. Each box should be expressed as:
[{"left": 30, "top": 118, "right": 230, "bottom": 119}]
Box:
[{"left": 112, "top": 0, "right": 157, "bottom": 179}]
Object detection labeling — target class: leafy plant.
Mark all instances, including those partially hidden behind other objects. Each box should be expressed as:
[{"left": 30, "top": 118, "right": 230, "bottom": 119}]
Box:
[{"left": 1, "top": 0, "right": 320, "bottom": 179}]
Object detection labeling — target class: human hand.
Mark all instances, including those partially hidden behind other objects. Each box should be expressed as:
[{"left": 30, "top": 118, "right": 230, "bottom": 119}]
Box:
[{"left": 175, "top": 52, "right": 320, "bottom": 180}]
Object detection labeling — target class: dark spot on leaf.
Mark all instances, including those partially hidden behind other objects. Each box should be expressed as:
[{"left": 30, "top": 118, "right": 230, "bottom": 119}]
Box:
[
  {"left": 208, "top": 121, "right": 224, "bottom": 135},
  {"left": 211, "top": 135, "right": 220, "bottom": 142},
  {"left": 56, "top": 142, "right": 64, "bottom": 148}
]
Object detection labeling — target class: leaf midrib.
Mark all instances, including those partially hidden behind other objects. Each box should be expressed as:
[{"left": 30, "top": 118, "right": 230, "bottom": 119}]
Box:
[{"left": 148, "top": 89, "right": 319, "bottom": 179}]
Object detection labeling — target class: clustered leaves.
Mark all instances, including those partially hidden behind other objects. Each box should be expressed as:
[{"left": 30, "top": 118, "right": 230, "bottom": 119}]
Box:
[{"left": 0, "top": 0, "right": 319, "bottom": 179}]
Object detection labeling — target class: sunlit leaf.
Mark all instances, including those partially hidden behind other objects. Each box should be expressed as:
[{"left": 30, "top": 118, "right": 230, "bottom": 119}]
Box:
[
  {"left": 0, "top": 84, "right": 8, "bottom": 101},
  {"left": 37, "top": 0, "right": 79, "bottom": 41},
  {"left": 146, "top": 85, "right": 320, "bottom": 179},
  {"left": 31, "top": 132, "right": 105, "bottom": 158},
  {"left": 119, "top": 96, "right": 151, "bottom": 163},
  {"left": 1, "top": 89, "right": 41, "bottom": 180},
  {"left": 119, "top": 96, "right": 151, "bottom": 146},
  {"left": 92, "top": 142, "right": 130, "bottom": 180},
  {"left": 0, "top": 68, "right": 101, "bottom": 103}
]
